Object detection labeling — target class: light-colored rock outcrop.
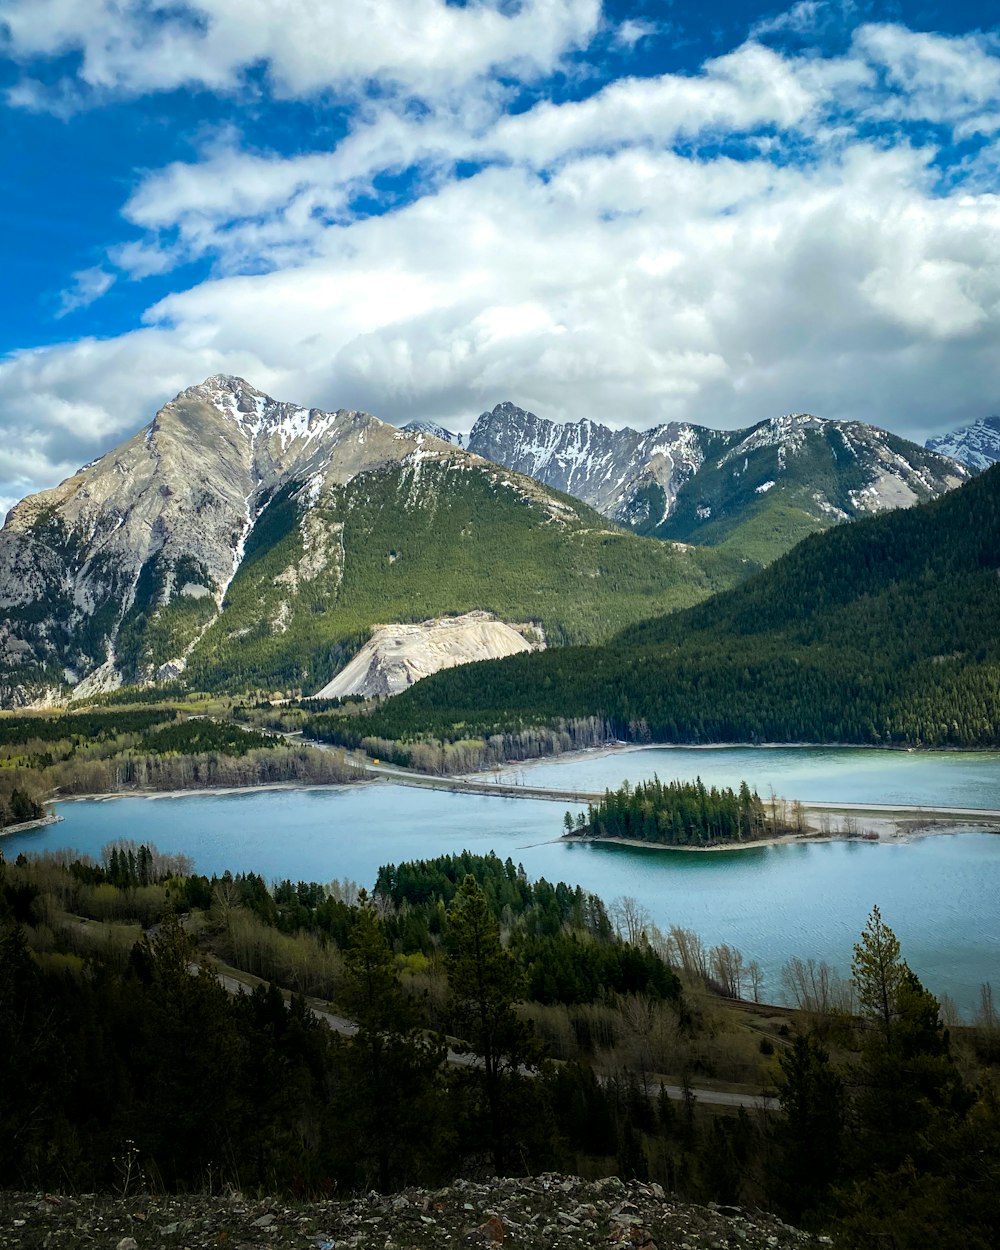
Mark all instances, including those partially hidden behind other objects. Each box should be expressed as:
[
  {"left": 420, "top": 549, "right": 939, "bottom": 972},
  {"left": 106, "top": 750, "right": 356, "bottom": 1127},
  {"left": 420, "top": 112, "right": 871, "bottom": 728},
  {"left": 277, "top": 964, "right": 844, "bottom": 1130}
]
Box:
[{"left": 313, "top": 610, "right": 543, "bottom": 698}]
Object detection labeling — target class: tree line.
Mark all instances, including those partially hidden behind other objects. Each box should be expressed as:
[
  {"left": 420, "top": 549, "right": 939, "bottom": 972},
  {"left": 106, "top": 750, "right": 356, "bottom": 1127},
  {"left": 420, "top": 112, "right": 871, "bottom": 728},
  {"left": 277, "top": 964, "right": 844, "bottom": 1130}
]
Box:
[{"left": 0, "top": 706, "right": 363, "bottom": 796}]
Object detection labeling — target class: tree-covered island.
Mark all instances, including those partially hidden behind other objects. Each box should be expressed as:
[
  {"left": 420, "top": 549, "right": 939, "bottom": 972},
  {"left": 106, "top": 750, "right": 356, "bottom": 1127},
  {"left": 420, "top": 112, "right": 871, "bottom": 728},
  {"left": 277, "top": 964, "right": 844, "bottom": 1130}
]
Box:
[{"left": 566, "top": 777, "right": 800, "bottom": 849}]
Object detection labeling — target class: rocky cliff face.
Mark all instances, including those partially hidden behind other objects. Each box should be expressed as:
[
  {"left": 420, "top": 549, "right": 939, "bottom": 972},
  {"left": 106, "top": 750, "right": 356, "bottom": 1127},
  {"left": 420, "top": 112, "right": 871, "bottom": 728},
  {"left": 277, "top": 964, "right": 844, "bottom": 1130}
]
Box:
[
  {"left": 926, "top": 415, "right": 1000, "bottom": 472},
  {"left": 468, "top": 401, "right": 712, "bottom": 528},
  {"left": 469, "top": 402, "right": 969, "bottom": 561},
  {"left": 0, "top": 377, "right": 492, "bottom": 704}
]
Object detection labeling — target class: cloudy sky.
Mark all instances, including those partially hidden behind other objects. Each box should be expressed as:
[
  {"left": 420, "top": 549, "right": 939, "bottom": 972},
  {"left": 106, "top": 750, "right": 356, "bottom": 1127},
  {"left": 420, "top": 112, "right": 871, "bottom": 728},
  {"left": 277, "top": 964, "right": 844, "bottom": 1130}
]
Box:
[{"left": 2, "top": 0, "right": 1000, "bottom": 514}]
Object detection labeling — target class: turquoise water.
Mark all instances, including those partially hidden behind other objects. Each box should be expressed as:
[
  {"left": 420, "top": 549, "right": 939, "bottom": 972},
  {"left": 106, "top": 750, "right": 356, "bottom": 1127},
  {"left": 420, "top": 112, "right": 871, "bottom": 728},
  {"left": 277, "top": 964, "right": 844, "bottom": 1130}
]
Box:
[
  {"left": 3, "top": 746, "right": 1000, "bottom": 1016},
  {"left": 484, "top": 744, "right": 1000, "bottom": 809}
]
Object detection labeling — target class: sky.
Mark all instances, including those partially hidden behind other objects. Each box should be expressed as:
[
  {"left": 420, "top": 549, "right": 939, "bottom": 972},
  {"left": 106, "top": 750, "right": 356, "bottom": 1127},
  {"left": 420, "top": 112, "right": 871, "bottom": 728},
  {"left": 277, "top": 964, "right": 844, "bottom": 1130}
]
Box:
[{"left": 2, "top": 0, "right": 1000, "bottom": 515}]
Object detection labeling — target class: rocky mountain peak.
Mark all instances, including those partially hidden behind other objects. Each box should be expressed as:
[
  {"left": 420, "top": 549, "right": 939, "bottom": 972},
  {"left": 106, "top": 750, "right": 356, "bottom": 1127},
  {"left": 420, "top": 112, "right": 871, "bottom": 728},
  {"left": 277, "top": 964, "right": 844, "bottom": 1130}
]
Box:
[
  {"left": 926, "top": 414, "right": 1000, "bottom": 472},
  {"left": 468, "top": 402, "right": 969, "bottom": 560},
  {"left": 400, "top": 419, "right": 463, "bottom": 445}
]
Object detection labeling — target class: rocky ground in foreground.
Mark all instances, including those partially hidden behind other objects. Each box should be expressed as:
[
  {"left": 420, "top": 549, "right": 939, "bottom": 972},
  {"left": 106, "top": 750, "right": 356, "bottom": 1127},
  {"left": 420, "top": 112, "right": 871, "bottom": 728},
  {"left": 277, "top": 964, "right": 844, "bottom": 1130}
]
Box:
[{"left": 1, "top": 1175, "right": 828, "bottom": 1250}]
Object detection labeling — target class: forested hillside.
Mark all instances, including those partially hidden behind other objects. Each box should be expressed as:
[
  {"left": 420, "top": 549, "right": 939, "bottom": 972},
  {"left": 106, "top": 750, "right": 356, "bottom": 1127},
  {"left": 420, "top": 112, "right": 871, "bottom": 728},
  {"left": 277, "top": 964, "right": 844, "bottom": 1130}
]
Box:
[
  {"left": 182, "top": 458, "right": 751, "bottom": 694},
  {"left": 310, "top": 463, "right": 1000, "bottom": 755}
]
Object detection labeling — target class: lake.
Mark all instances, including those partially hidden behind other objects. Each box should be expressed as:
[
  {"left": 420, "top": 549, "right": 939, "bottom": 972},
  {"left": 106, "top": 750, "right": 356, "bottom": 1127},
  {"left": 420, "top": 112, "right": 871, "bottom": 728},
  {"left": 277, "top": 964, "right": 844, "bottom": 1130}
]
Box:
[
  {"left": 478, "top": 743, "right": 1000, "bottom": 809},
  {"left": 3, "top": 744, "right": 999, "bottom": 1017}
]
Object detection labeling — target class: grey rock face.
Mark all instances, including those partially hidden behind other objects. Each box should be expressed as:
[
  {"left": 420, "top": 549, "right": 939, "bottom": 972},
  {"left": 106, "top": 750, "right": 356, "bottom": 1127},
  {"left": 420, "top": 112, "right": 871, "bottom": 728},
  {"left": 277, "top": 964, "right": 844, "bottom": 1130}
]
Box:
[
  {"left": 467, "top": 402, "right": 713, "bottom": 529},
  {"left": 469, "top": 402, "right": 969, "bottom": 547},
  {"left": 0, "top": 376, "right": 464, "bottom": 704},
  {"left": 926, "top": 415, "right": 1000, "bottom": 472}
]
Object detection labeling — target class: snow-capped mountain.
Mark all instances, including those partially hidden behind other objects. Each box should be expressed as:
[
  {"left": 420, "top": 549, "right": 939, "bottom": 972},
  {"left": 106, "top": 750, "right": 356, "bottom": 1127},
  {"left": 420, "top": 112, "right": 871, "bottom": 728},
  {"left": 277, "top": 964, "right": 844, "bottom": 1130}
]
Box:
[
  {"left": 401, "top": 419, "right": 463, "bottom": 446},
  {"left": 926, "top": 416, "right": 1000, "bottom": 472},
  {"left": 467, "top": 401, "right": 708, "bottom": 527},
  {"left": 0, "top": 377, "right": 740, "bottom": 707},
  {"left": 469, "top": 403, "right": 969, "bottom": 561}
]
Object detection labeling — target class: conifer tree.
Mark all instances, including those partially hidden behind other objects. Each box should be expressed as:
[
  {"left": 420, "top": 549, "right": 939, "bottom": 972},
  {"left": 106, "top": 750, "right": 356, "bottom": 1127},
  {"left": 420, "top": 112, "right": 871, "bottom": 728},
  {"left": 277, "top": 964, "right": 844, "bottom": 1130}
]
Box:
[
  {"left": 445, "top": 874, "right": 544, "bottom": 1171},
  {"left": 337, "top": 897, "right": 445, "bottom": 1191}
]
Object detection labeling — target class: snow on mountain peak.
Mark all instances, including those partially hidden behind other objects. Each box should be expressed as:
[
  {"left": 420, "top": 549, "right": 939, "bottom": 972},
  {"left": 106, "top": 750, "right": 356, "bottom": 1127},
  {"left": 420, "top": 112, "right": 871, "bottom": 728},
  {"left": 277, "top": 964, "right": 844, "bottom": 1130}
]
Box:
[{"left": 926, "top": 416, "right": 1000, "bottom": 472}]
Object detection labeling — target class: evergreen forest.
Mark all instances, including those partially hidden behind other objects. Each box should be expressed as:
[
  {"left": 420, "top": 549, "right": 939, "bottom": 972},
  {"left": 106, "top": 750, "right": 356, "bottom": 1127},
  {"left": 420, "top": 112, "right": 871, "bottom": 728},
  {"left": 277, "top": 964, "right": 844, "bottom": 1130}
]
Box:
[
  {"left": 1, "top": 845, "right": 998, "bottom": 1248},
  {"left": 572, "top": 778, "right": 773, "bottom": 848},
  {"left": 307, "top": 462, "right": 1000, "bottom": 760}
]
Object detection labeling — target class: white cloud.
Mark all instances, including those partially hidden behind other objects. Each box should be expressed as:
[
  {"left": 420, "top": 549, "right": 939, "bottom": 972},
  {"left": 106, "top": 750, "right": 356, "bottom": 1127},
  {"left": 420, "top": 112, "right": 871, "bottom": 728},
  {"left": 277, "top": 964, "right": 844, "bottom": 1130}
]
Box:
[
  {"left": 614, "top": 19, "right": 659, "bottom": 51},
  {"left": 853, "top": 24, "right": 1000, "bottom": 136},
  {"left": 2, "top": 0, "right": 601, "bottom": 104},
  {"left": 55, "top": 267, "right": 116, "bottom": 317},
  {"left": 750, "top": 0, "right": 856, "bottom": 40},
  {"left": 5, "top": 13, "right": 1000, "bottom": 507},
  {"left": 111, "top": 41, "right": 871, "bottom": 280}
]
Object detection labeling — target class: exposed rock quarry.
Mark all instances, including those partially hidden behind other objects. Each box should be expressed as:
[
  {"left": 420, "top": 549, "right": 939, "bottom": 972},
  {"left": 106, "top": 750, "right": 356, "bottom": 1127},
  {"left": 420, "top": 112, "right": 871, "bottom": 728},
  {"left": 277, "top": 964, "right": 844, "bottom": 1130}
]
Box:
[
  {"left": 0, "top": 1176, "right": 825, "bottom": 1250},
  {"left": 313, "top": 610, "right": 543, "bottom": 698}
]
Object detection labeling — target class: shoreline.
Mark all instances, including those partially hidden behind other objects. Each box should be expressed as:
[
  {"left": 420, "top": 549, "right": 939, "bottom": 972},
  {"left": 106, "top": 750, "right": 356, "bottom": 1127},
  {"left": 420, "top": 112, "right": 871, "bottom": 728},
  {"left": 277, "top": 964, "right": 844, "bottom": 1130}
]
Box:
[
  {"left": 0, "top": 811, "right": 63, "bottom": 839},
  {"left": 469, "top": 738, "right": 1000, "bottom": 780},
  {"left": 53, "top": 777, "right": 369, "bottom": 805},
  {"left": 562, "top": 813, "right": 1000, "bottom": 854}
]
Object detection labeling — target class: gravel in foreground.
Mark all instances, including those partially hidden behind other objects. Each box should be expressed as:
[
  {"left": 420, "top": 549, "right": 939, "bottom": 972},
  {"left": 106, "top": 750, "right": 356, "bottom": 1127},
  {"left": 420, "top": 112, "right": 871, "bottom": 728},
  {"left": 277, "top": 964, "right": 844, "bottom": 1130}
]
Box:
[{"left": 1, "top": 1174, "right": 830, "bottom": 1250}]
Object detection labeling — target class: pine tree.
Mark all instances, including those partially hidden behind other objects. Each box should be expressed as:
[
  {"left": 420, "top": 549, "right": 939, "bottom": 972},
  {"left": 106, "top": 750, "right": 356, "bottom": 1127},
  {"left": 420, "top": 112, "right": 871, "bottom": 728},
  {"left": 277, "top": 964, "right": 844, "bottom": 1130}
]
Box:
[
  {"left": 851, "top": 905, "right": 909, "bottom": 1044},
  {"left": 771, "top": 1033, "right": 844, "bottom": 1223},
  {"left": 445, "top": 874, "right": 544, "bottom": 1171},
  {"left": 336, "top": 898, "right": 445, "bottom": 1191}
]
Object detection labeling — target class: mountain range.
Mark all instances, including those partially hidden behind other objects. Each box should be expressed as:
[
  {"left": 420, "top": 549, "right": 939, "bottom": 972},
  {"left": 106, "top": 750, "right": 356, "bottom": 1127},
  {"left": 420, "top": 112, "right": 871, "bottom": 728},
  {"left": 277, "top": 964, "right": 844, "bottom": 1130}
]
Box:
[
  {"left": 467, "top": 403, "right": 968, "bottom": 564},
  {"left": 0, "top": 377, "right": 745, "bottom": 707},
  {"left": 0, "top": 375, "right": 984, "bottom": 710}
]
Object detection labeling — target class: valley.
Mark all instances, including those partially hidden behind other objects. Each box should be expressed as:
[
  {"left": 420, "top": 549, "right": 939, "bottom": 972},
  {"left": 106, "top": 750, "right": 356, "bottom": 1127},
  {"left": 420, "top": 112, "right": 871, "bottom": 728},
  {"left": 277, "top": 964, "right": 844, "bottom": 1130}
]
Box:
[{"left": 1, "top": 376, "right": 997, "bottom": 1246}]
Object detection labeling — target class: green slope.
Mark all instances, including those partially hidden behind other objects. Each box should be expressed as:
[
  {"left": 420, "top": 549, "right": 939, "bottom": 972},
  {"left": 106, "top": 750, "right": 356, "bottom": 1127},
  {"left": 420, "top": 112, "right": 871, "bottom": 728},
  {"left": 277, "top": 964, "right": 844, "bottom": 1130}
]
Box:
[
  {"left": 182, "top": 458, "right": 754, "bottom": 693},
  {"left": 321, "top": 463, "right": 1000, "bottom": 749}
]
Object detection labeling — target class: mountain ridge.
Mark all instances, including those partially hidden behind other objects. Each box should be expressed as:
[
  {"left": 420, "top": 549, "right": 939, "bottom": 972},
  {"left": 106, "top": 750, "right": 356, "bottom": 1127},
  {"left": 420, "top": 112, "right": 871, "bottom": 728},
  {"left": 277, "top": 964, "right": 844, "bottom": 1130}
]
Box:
[
  {"left": 926, "top": 414, "right": 1000, "bottom": 471},
  {"left": 0, "top": 377, "right": 750, "bottom": 707},
  {"left": 468, "top": 401, "right": 969, "bottom": 563}
]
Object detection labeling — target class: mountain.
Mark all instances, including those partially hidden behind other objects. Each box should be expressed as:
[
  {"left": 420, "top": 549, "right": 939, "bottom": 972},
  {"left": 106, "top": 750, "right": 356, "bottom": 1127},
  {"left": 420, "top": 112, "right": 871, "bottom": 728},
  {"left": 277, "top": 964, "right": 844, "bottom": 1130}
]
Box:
[
  {"left": 401, "top": 419, "right": 463, "bottom": 445},
  {"left": 926, "top": 415, "right": 1000, "bottom": 472},
  {"left": 468, "top": 403, "right": 969, "bottom": 564},
  {"left": 0, "top": 377, "right": 750, "bottom": 707},
  {"left": 321, "top": 463, "right": 1000, "bottom": 751}
]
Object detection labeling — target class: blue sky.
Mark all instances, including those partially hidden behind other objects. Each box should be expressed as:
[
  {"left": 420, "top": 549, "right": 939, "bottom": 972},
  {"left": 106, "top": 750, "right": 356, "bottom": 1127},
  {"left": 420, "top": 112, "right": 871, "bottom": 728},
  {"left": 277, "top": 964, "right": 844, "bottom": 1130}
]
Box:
[{"left": 2, "top": 0, "right": 1000, "bottom": 513}]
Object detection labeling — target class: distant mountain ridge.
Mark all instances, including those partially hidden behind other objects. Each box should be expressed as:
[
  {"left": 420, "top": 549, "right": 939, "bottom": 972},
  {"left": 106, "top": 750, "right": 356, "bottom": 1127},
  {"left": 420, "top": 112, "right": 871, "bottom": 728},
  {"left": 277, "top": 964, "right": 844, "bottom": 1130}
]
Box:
[
  {"left": 926, "top": 415, "right": 1000, "bottom": 472},
  {"left": 468, "top": 402, "right": 969, "bottom": 563},
  {"left": 0, "top": 377, "right": 749, "bottom": 706}
]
